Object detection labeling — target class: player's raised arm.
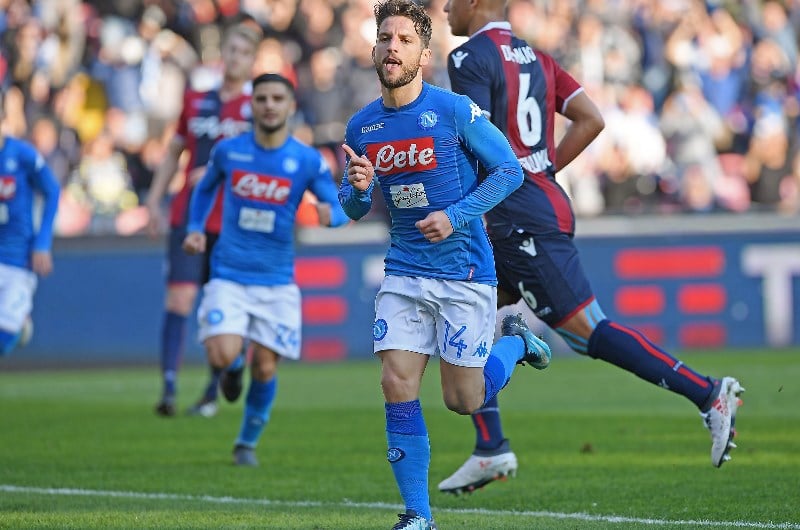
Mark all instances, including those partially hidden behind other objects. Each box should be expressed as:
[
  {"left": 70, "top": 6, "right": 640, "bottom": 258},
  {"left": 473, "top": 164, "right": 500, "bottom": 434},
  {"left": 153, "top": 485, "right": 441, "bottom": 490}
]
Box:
[{"left": 338, "top": 143, "right": 375, "bottom": 221}]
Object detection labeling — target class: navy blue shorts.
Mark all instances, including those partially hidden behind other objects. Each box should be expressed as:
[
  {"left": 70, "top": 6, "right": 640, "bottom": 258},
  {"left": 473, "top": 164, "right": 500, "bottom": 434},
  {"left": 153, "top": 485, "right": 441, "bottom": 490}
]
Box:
[
  {"left": 493, "top": 230, "right": 595, "bottom": 328},
  {"left": 166, "top": 226, "right": 219, "bottom": 285}
]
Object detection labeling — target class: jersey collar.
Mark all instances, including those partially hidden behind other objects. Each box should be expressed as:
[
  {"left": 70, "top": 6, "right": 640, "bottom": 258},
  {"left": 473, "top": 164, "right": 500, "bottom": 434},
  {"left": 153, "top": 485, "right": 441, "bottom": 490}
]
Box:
[{"left": 471, "top": 21, "right": 512, "bottom": 39}]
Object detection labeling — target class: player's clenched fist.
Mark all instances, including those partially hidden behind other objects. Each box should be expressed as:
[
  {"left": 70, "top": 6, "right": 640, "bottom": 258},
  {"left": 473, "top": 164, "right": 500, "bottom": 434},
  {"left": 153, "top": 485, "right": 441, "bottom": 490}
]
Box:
[
  {"left": 342, "top": 144, "right": 374, "bottom": 192},
  {"left": 416, "top": 210, "right": 454, "bottom": 243},
  {"left": 182, "top": 231, "right": 207, "bottom": 255}
]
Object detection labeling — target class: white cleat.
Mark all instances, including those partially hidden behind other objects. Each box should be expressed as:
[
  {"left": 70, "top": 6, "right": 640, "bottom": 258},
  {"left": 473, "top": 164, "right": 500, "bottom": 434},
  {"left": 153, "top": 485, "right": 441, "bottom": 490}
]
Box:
[
  {"left": 700, "top": 376, "right": 745, "bottom": 468},
  {"left": 19, "top": 316, "right": 33, "bottom": 347},
  {"left": 438, "top": 451, "right": 518, "bottom": 495}
]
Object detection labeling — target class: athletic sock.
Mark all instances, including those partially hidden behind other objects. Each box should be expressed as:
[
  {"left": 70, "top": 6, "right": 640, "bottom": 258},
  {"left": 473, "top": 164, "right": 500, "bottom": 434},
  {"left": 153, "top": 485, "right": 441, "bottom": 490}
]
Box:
[
  {"left": 471, "top": 396, "right": 506, "bottom": 452},
  {"left": 0, "top": 329, "right": 20, "bottom": 356},
  {"left": 588, "top": 319, "right": 715, "bottom": 408},
  {"left": 203, "top": 366, "right": 222, "bottom": 401},
  {"left": 160, "top": 311, "right": 186, "bottom": 398},
  {"left": 482, "top": 335, "right": 522, "bottom": 406},
  {"left": 385, "top": 400, "right": 431, "bottom": 521},
  {"left": 227, "top": 355, "right": 245, "bottom": 372},
  {"left": 235, "top": 376, "right": 277, "bottom": 448}
]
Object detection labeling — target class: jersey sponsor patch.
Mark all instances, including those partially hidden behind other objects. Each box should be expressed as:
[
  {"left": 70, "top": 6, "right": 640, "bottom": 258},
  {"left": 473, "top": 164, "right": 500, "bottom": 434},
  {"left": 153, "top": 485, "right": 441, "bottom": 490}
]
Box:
[
  {"left": 238, "top": 207, "right": 276, "bottom": 233},
  {"left": 389, "top": 183, "right": 429, "bottom": 208},
  {"left": 366, "top": 137, "right": 437, "bottom": 175},
  {"left": 231, "top": 170, "right": 291, "bottom": 204},
  {"left": 0, "top": 177, "right": 16, "bottom": 200}
]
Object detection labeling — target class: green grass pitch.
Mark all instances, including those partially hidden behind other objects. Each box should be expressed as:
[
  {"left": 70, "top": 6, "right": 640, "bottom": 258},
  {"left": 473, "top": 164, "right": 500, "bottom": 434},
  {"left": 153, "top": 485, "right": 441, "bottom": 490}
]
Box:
[{"left": 1, "top": 349, "right": 798, "bottom": 529}]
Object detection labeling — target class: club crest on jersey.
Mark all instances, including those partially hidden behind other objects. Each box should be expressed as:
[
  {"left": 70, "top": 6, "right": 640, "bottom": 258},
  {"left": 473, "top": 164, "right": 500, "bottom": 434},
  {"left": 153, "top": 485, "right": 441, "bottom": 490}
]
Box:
[
  {"left": 0, "top": 177, "right": 16, "bottom": 200},
  {"left": 366, "top": 137, "right": 437, "bottom": 175},
  {"left": 240, "top": 102, "right": 252, "bottom": 119},
  {"left": 451, "top": 50, "right": 468, "bottom": 68},
  {"left": 282, "top": 157, "right": 299, "bottom": 174},
  {"left": 232, "top": 170, "right": 291, "bottom": 204},
  {"left": 5, "top": 159, "right": 17, "bottom": 172},
  {"left": 418, "top": 110, "right": 438, "bottom": 130}
]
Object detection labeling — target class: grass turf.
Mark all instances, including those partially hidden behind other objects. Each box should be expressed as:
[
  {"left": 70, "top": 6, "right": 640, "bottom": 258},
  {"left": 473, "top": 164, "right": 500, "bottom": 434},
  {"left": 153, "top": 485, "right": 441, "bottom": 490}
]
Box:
[{"left": 0, "top": 349, "right": 798, "bottom": 529}]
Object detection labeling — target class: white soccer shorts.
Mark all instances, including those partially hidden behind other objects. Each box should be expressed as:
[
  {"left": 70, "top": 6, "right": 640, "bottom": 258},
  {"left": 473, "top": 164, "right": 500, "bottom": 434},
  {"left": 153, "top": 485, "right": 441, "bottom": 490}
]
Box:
[
  {"left": 0, "top": 262, "right": 37, "bottom": 334},
  {"left": 373, "top": 275, "right": 497, "bottom": 368},
  {"left": 198, "top": 278, "right": 302, "bottom": 360}
]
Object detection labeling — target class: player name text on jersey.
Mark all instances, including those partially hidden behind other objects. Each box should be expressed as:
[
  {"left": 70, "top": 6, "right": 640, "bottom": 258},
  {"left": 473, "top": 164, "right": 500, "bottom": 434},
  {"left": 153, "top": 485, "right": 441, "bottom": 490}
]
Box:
[{"left": 500, "top": 44, "right": 537, "bottom": 65}]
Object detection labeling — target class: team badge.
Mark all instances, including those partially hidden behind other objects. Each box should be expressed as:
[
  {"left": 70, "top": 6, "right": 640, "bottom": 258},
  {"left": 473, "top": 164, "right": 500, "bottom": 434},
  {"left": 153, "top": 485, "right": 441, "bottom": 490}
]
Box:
[
  {"left": 418, "top": 110, "right": 438, "bottom": 130},
  {"left": 387, "top": 447, "right": 405, "bottom": 462},
  {"left": 283, "top": 158, "right": 299, "bottom": 173},
  {"left": 5, "top": 159, "right": 17, "bottom": 172},
  {"left": 373, "top": 318, "right": 388, "bottom": 341},
  {"left": 240, "top": 102, "right": 252, "bottom": 119},
  {"left": 206, "top": 309, "right": 224, "bottom": 325}
]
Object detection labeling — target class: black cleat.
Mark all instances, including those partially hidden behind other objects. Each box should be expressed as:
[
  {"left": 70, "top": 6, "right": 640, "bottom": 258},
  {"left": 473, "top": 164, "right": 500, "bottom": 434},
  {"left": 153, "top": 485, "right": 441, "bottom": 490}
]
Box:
[
  {"left": 220, "top": 367, "right": 244, "bottom": 402},
  {"left": 155, "top": 398, "right": 176, "bottom": 417}
]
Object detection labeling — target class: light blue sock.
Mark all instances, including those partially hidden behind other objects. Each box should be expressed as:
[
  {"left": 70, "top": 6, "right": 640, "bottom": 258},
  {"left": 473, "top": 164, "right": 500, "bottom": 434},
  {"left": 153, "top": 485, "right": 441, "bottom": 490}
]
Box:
[
  {"left": 0, "top": 329, "right": 21, "bottom": 356},
  {"left": 235, "top": 377, "right": 277, "bottom": 448},
  {"left": 483, "top": 335, "right": 523, "bottom": 406},
  {"left": 386, "top": 400, "right": 431, "bottom": 521}
]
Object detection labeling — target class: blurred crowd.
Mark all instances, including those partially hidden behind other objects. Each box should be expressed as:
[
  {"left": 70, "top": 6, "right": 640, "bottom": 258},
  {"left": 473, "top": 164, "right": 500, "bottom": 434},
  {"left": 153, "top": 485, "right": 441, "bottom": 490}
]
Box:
[{"left": 0, "top": 0, "right": 798, "bottom": 236}]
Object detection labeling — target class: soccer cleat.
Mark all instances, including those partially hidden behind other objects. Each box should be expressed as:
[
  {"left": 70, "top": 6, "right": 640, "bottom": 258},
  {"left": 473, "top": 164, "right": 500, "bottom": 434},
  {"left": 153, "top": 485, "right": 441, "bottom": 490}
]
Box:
[
  {"left": 233, "top": 444, "right": 258, "bottom": 467},
  {"left": 185, "top": 396, "right": 218, "bottom": 418},
  {"left": 391, "top": 510, "right": 435, "bottom": 530},
  {"left": 220, "top": 367, "right": 244, "bottom": 402},
  {"left": 501, "top": 313, "right": 551, "bottom": 369},
  {"left": 18, "top": 317, "right": 33, "bottom": 347},
  {"left": 438, "top": 450, "right": 518, "bottom": 495},
  {"left": 700, "top": 376, "right": 745, "bottom": 468},
  {"left": 154, "top": 397, "right": 176, "bottom": 417}
]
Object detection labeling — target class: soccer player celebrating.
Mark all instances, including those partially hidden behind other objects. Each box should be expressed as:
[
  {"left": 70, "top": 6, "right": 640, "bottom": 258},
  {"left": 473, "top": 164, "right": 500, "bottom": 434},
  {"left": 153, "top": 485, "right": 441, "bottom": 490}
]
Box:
[
  {"left": 183, "top": 72, "right": 350, "bottom": 467},
  {"left": 146, "top": 22, "right": 260, "bottom": 418},
  {"left": 339, "top": 1, "right": 551, "bottom": 528},
  {"left": 0, "top": 89, "right": 60, "bottom": 356},
  {"left": 437, "top": 0, "right": 745, "bottom": 494}
]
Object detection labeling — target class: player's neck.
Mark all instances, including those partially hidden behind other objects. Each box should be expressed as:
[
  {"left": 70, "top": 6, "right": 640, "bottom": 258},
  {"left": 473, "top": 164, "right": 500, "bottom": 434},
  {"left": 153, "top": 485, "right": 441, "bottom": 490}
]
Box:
[
  {"left": 219, "top": 77, "right": 246, "bottom": 101},
  {"left": 468, "top": 13, "right": 504, "bottom": 37},
  {"left": 381, "top": 77, "right": 423, "bottom": 109},
  {"left": 254, "top": 127, "right": 289, "bottom": 149}
]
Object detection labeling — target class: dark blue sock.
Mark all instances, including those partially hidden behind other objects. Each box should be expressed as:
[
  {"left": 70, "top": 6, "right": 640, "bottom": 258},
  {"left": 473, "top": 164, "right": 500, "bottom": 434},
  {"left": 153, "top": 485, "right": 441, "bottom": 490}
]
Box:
[
  {"left": 588, "top": 319, "right": 715, "bottom": 408},
  {"left": 472, "top": 396, "right": 505, "bottom": 452},
  {"left": 482, "top": 335, "right": 522, "bottom": 406},
  {"left": 235, "top": 377, "right": 277, "bottom": 448},
  {"left": 386, "top": 400, "right": 431, "bottom": 521},
  {"left": 204, "top": 366, "right": 222, "bottom": 401},
  {"left": 160, "top": 312, "right": 187, "bottom": 398}
]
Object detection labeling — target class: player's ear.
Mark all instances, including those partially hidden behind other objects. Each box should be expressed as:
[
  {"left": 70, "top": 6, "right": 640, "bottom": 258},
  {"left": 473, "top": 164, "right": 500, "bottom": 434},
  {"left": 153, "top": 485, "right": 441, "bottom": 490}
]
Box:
[{"left": 419, "top": 46, "right": 432, "bottom": 68}]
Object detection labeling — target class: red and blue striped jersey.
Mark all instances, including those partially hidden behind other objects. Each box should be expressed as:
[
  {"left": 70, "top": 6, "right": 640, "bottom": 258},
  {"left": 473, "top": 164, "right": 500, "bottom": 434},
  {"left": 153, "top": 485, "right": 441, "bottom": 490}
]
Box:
[
  {"left": 170, "top": 86, "right": 252, "bottom": 232},
  {"left": 448, "top": 22, "right": 582, "bottom": 237}
]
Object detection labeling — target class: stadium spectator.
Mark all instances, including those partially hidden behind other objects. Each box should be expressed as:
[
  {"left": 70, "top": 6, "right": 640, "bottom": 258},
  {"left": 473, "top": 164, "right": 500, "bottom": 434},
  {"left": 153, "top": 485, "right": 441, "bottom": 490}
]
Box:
[
  {"left": 338, "top": 1, "right": 550, "bottom": 527},
  {"left": 145, "top": 20, "right": 260, "bottom": 418},
  {"left": 183, "top": 72, "right": 349, "bottom": 466},
  {"left": 0, "top": 88, "right": 60, "bottom": 357},
  {"left": 436, "top": 0, "right": 746, "bottom": 497}
]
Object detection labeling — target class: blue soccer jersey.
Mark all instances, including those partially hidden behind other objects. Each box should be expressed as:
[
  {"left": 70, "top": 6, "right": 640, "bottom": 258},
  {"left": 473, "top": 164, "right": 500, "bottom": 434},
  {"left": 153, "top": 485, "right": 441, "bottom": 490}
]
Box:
[
  {"left": 0, "top": 137, "right": 60, "bottom": 270},
  {"left": 339, "top": 82, "right": 522, "bottom": 285},
  {"left": 187, "top": 132, "right": 349, "bottom": 286},
  {"left": 448, "top": 22, "right": 583, "bottom": 237}
]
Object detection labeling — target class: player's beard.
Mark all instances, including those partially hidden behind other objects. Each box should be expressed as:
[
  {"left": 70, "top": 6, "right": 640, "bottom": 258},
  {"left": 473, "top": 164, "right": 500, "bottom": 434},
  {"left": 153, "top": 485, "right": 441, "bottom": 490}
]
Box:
[
  {"left": 257, "top": 119, "right": 286, "bottom": 135},
  {"left": 375, "top": 57, "right": 420, "bottom": 89}
]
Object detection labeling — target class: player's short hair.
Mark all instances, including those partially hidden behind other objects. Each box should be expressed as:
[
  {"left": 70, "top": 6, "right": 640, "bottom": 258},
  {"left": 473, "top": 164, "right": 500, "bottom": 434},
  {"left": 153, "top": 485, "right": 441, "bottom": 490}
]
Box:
[
  {"left": 252, "top": 73, "right": 296, "bottom": 96},
  {"left": 374, "top": 0, "right": 433, "bottom": 48},
  {"left": 223, "top": 20, "right": 263, "bottom": 49}
]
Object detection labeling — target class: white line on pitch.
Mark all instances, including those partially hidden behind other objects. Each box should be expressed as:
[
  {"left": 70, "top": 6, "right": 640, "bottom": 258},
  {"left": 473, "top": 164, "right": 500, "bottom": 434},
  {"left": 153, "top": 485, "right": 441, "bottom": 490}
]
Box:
[{"left": 2, "top": 484, "right": 798, "bottom": 529}]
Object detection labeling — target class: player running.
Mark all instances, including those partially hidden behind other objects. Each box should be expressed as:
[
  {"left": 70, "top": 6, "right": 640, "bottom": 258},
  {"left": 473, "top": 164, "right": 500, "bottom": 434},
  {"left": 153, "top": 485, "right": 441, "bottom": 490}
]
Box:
[{"left": 437, "top": 0, "right": 744, "bottom": 496}]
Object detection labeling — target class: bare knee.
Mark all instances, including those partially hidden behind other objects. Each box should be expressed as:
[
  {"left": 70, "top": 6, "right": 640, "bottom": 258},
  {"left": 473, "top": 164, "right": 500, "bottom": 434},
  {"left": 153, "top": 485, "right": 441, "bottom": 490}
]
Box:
[{"left": 442, "top": 391, "right": 481, "bottom": 415}]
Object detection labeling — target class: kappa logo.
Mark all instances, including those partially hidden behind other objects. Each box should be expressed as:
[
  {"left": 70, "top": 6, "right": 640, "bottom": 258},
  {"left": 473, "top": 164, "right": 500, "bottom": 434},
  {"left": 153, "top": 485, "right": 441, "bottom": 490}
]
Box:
[
  {"left": 469, "top": 102, "right": 483, "bottom": 123},
  {"left": 366, "top": 137, "right": 437, "bottom": 175},
  {"left": 361, "top": 122, "right": 385, "bottom": 134},
  {"left": 231, "top": 170, "right": 291, "bottom": 204},
  {"left": 451, "top": 50, "right": 469, "bottom": 68}
]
